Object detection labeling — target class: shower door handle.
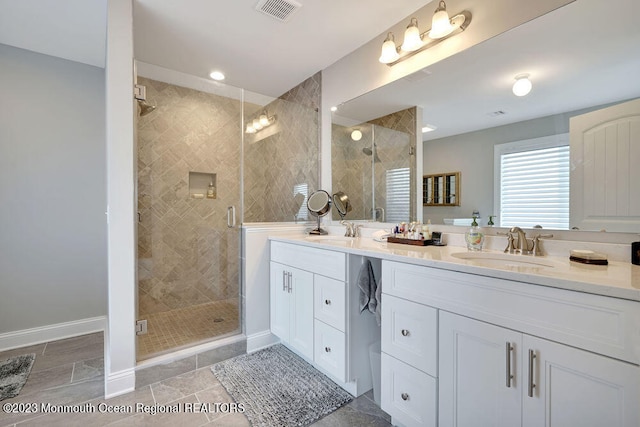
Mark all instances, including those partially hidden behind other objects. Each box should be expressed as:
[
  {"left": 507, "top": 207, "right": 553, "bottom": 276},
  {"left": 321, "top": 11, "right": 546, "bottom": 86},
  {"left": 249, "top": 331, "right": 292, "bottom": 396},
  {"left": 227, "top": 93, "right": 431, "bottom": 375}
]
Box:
[{"left": 227, "top": 206, "right": 236, "bottom": 228}]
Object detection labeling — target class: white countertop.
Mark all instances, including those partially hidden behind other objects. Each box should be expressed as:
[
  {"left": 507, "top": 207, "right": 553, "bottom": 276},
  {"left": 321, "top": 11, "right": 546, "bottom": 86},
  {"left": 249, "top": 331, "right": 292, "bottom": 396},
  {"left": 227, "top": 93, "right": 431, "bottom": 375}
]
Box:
[{"left": 270, "top": 234, "right": 640, "bottom": 302}]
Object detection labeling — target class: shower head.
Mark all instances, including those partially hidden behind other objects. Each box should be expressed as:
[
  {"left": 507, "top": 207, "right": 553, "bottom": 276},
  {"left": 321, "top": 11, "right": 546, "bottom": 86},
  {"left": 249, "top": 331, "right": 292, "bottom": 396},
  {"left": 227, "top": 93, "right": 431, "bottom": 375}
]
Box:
[
  {"left": 362, "top": 146, "right": 381, "bottom": 163},
  {"left": 137, "top": 100, "right": 156, "bottom": 116}
]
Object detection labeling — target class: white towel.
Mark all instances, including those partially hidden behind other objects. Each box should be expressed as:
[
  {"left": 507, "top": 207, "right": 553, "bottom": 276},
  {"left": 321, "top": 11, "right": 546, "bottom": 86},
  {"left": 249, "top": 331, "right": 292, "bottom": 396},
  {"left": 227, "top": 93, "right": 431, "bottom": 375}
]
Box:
[{"left": 357, "top": 260, "right": 378, "bottom": 317}]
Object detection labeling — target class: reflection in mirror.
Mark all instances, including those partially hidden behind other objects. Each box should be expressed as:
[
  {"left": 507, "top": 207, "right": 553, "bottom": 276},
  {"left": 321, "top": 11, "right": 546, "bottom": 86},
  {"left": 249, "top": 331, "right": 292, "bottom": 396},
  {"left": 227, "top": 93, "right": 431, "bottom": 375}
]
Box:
[
  {"left": 332, "top": 191, "right": 352, "bottom": 219},
  {"left": 332, "top": 108, "right": 417, "bottom": 223},
  {"left": 332, "top": 0, "right": 640, "bottom": 232}
]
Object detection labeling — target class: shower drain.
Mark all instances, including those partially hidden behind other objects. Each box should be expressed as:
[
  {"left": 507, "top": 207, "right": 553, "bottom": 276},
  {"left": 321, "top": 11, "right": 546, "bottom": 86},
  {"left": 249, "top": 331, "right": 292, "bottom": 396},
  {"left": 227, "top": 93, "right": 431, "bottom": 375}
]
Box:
[{"left": 213, "top": 318, "right": 225, "bottom": 323}]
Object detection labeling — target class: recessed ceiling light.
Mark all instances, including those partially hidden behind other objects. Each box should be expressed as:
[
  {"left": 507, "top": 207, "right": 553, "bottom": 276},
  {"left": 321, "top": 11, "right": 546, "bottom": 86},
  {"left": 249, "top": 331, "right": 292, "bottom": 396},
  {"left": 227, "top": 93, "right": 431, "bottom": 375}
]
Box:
[
  {"left": 209, "top": 71, "right": 225, "bottom": 81},
  {"left": 512, "top": 74, "right": 532, "bottom": 96},
  {"left": 330, "top": 106, "right": 338, "bottom": 112},
  {"left": 422, "top": 124, "right": 437, "bottom": 133}
]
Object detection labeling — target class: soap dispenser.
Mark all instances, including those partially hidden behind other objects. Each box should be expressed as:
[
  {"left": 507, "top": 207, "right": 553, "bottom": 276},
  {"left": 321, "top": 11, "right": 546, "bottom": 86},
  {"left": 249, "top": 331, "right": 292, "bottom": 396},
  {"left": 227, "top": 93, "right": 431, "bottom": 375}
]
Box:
[{"left": 465, "top": 216, "right": 484, "bottom": 251}]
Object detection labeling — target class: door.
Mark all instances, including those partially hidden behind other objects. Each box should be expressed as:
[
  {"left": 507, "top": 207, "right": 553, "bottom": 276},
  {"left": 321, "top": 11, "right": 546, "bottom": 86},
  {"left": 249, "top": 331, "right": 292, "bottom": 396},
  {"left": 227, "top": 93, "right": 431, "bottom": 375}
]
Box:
[
  {"left": 439, "top": 312, "right": 522, "bottom": 427},
  {"left": 135, "top": 76, "right": 242, "bottom": 360},
  {"left": 523, "top": 335, "right": 640, "bottom": 427},
  {"left": 570, "top": 97, "right": 640, "bottom": 232},
  {"left": 288, "top": 267, "right": 314, "bottom": 361},
  {"left": 270, "top": 261, "right": 290, "bottom": 342}
]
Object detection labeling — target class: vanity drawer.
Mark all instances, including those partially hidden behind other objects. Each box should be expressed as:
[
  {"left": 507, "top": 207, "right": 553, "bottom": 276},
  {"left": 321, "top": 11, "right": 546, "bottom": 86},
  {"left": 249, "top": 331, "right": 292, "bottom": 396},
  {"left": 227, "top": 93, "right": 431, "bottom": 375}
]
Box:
[
  {"left": 382, "top": 260, "right": 640, "bottom": 364},
  {"left": 381, "top": 352, "right": 437, "bottom": 427},
  {"left": 271, "top": 241, "right": 346, "bottom": 280},
  {"left": 314, "top": 320, "right": 346, "bottom": 381},
  {"left": 314, "top": 275, "right": 346, "bottom": 332},
  {"left": 382, "top": 294, "right": 437, "bottom": 376}
]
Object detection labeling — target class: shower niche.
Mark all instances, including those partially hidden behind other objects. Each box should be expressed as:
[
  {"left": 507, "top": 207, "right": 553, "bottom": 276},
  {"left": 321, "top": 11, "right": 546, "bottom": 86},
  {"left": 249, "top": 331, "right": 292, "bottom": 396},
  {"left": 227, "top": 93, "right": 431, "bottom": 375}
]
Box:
[{"left": 189, "top": 171, "right": 217, "bottom": 199}]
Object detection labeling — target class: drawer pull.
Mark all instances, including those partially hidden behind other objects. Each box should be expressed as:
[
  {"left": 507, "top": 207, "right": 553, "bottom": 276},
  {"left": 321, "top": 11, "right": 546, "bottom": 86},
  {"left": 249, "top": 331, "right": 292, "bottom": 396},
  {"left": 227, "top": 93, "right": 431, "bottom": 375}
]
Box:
[
  {"left": 325, "top": 299, "right": 331, "bottom": 305},
  {"left": 528, "top": 349, "right": 537, "bottom": 397},
  {"left": 506, "top": 342, "right": 514, "bottom": 388},
  {"left": 401, "top": 329, "right": 410, "bottom": 337},
  {"left": 401, "top": 393, "right": 410, "bottom": 401},
  {"left": 325, "top": 346, "right": 331, "bottom": 353}
]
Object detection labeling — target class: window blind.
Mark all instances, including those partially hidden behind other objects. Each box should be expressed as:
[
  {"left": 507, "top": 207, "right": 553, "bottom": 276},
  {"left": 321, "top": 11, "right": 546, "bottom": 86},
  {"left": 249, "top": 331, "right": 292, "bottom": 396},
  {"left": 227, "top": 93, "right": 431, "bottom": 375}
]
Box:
[
  {"left": 386, "top": 168, "right": 410, "bottom": 222},
  {"left": 500, "top": 145, "right": 570, "bottom": 229},
  {"left": 293, "top": 183, "right": 309, "bottom": 221}
]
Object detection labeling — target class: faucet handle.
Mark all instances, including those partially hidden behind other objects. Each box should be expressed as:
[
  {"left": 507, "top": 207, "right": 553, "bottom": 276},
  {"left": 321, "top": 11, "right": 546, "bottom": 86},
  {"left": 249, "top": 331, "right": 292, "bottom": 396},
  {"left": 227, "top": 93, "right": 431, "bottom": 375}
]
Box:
[
  {"left": 354, "top": 224, "right": 363, "bottom": 238},
  {"left": 532, "top": 234, "right": 554, "bottom": 256},
  {"left": 497, "top": 231, "right": 516, "bottom": 253}
]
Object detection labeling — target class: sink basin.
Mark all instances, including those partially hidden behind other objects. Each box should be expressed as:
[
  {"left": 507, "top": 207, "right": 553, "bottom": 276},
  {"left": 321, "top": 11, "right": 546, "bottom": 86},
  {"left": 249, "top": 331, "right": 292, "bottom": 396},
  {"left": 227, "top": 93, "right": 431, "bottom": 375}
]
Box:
[
  {"left": 450, "top": 252, "right": 556, "bottom": 269},
  {"left": 304, "top": 235, "right": 355, "bottom": 245}
]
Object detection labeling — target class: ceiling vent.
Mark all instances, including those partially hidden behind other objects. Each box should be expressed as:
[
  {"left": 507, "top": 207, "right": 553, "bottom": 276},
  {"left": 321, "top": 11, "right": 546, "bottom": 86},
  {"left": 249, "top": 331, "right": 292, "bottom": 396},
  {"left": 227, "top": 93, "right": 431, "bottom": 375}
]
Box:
[
  {"left": 255, "top": 0, "right": 302, "bottom": 22},
  {"left": 488, "top": 110, "right": 507, "bottom": 117}
]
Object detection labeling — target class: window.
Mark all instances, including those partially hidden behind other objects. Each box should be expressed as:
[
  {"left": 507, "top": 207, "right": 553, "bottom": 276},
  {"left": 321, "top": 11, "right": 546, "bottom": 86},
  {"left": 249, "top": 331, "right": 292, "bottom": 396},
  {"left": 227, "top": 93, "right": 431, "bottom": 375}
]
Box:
[
  {"left": 386, "top": 168, "right": 410, "bottom": 222},
  {"left": 494, "top": 134, "right": 570, "bottom": 229},
  {"left": 293, "top": 183, "right": 309, "bottom": 221}
]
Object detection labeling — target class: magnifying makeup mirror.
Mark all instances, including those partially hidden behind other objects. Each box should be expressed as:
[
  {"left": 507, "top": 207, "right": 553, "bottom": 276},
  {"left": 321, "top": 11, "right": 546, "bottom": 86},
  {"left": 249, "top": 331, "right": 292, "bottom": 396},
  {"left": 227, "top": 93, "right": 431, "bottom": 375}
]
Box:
[
  {"left": 332, "top": 191, "right": 352, "bottom": 220},
  {"left": 307, "top": 190, "right": 331, "bottom": 235}
]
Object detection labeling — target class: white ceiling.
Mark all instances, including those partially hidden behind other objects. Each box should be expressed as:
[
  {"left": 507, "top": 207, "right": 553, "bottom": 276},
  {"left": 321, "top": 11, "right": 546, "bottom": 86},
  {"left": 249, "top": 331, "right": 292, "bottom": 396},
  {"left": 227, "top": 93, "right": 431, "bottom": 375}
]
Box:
[
  {"left": 0, "top": 0, "right": 430, "bottom": 97},
  {"left": 334, "top": 0, "right": 640, "bottom": 140}
]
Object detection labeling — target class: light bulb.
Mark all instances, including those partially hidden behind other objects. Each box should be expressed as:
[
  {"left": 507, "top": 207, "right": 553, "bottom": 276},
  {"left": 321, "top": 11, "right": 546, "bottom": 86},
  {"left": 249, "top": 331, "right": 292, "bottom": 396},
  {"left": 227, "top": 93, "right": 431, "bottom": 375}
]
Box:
[
  {"left": 259, "top": 114, "right": 270, "bottom": 127},
  {"left": 512, "top": 75, "right": 532, "bottom": 96},
  {"left": 246, "top": 124, "right": 256, "bottom": 134},
  {"left": 351, "top": 130, "right": 363, "bottom": 141},
  {"left": 379, "top": 32, "right": 400, "bottom": 64},
  {"left": 428, "top": 1, "right": 454, "bottom": 39},
  {"left": 252, "top": 118, "right": 263, "bottom": 130},
  {"left": 209, "top": 71, "right": 225, "bottom": 81},
  {"left": 401, "top": 18, "right": 423, "bottom": 52}
]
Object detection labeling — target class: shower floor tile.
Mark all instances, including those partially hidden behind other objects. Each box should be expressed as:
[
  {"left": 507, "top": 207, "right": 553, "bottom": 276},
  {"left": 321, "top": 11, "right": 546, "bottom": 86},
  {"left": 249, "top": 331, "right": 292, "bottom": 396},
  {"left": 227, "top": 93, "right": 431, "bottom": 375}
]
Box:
[{"left": 137, "top": 298, "right": 239, "bottom": 361}]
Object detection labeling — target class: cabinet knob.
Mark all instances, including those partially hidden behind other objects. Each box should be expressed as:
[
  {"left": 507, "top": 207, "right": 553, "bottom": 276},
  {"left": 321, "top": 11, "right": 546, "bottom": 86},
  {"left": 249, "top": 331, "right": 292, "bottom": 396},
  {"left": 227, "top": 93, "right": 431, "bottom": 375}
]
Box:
[
  {"left": 401, "top": 393, "right": 410, "bottom": 401},
  {"left": 401, "top": 329, "right": 410, "bottom": 337},
  {"left": 325, "top": 347, "right": 331, "bottom": 353},
  {"left": 325, "top": 299, "right": 331, "bottom": 305}
]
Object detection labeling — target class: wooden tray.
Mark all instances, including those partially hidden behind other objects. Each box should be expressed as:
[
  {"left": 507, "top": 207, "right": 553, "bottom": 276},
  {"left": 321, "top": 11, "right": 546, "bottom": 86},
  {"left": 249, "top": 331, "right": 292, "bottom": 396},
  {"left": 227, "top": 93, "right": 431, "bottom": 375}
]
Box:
[{"left": 387, "top": 236, "right": 433, "bottom": 246}]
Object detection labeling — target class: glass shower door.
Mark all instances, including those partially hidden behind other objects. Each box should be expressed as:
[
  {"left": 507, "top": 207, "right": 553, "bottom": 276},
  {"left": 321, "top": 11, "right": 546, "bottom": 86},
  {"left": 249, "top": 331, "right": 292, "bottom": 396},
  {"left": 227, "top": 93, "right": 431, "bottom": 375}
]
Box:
[{"left": 135, "top": 76, "right": 242, "bottom": 360}]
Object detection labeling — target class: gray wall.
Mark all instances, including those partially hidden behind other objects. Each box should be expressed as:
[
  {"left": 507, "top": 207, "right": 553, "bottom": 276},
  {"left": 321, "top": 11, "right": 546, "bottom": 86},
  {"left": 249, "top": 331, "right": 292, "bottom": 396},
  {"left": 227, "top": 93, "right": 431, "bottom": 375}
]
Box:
[{"left": 0, "top": 44, "right": 107, "bottom": 333}]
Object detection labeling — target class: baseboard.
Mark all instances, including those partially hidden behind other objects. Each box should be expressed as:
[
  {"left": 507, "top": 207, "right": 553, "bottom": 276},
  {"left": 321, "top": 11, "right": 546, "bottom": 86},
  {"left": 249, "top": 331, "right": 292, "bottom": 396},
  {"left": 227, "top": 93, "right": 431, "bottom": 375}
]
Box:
[
  {"left": 0, "top": 316, "right": 107, "bottom": 352},
  {"left": 104, "top": 368, "right": 136, "bottom": 399},
  {"left": 246, "top": 330, "right": 279, "bottom": 353}
]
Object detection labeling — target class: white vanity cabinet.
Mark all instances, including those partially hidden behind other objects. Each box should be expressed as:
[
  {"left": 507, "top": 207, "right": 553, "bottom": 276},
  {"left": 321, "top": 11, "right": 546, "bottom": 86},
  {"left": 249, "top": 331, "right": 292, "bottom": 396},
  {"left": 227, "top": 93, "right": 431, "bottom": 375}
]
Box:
[
  {"left": 270, "top": 240, "right": 379, "bottom": 396},
  {"left": 440, "top": 312, "right": 639, "bottom": 427},
  {"left": 270, "top": 261, "right": 314, "bottom": 361},
  {"left": 381, "top": 260, "right": 640, "bottom": 427}
]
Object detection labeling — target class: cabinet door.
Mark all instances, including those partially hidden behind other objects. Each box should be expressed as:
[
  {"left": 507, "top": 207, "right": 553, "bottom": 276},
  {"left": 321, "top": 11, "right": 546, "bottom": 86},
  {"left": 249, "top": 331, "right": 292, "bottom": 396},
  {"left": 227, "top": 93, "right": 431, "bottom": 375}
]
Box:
[
  {"left": 270, "top": 261, "right": 290, "bottom": 342},
  {"left": 439, "top": 312, "right": 522, "bottom": 427},
  {"left": 314, "top": 275, "right": 346, "bottom": 332},
  {"left": 289, "top": 267, "right": 314, "bottom": 361},
  {"left": 523, "top": 335, "right": 640, "bottom": 427}
]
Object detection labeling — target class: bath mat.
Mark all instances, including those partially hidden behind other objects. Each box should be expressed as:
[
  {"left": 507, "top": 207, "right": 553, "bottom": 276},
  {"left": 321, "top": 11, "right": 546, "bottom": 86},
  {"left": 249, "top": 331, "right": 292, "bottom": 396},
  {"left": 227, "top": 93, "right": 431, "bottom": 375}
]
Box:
[
  {"left": 211, "top": 344, "right": 352, "bottom": 427},
  {"left": 0, "top": 353, "right": 36, "bottom": 401}
]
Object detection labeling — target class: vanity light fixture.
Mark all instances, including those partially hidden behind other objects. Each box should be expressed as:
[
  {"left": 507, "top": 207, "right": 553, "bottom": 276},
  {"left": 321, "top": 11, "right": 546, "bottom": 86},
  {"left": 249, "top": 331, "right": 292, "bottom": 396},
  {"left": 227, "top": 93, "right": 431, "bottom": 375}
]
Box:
[
  {"left": 351, "top": 129, "right": 363, "bottom": 141},
  {"left": 245, "top": 110, "right": 276, "bottom": 134},
  {"left": 378, "top": 1, "right": 471, "bottom": 66},
  {"left": 209, "top": 71, "right": 225, "bottom": 81},
  {"left": 512, "top": 74, "right": 532, "bottom": 96}
]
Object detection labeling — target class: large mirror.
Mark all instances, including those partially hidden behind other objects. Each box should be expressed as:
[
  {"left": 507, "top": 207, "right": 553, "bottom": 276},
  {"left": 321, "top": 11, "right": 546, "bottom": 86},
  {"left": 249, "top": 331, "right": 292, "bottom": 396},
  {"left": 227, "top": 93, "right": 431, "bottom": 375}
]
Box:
[{"left": 331, "top": 0, "right": 640, "bottom": 232}]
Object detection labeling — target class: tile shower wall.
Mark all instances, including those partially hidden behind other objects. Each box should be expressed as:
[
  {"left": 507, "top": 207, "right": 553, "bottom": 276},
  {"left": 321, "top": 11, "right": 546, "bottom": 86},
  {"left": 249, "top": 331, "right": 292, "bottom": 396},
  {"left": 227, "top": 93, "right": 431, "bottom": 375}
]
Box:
[
  {"left": 244, "top": 73, "right": 320, "bottom": 223},
  {"left": 332, "top": 107, "right": 417, "bottom": 222},
  {"left": 136, "top": 77, "right": 241, "bottom": 320}
]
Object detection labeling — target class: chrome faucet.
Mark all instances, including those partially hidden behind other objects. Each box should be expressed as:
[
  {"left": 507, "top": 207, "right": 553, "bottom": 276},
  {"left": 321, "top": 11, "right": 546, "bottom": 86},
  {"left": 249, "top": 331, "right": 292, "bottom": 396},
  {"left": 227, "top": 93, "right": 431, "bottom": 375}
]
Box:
[
  {"left": 509, "top": 227, "right": 533, "bottom": 254},
  {"left": 341, "top": 220, "right": 355, "bottom": 237}
]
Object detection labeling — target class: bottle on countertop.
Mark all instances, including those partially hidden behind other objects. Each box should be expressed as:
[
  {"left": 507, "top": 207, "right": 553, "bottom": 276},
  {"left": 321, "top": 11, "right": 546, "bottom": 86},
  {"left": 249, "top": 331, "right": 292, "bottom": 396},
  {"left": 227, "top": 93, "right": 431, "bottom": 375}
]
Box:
[{"left": 465, "top": 216, "right": 484, "bottom": 251}]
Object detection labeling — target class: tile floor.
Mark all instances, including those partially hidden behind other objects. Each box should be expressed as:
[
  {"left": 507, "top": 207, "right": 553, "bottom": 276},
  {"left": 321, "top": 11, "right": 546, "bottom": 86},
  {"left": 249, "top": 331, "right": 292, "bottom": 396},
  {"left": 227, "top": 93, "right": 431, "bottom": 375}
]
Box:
[
  {"left": 0, "top": 333, "right": 392, "bottom": 427},
  {"left": 137, "top": 299, "right": 240, "bottom": 360}
]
